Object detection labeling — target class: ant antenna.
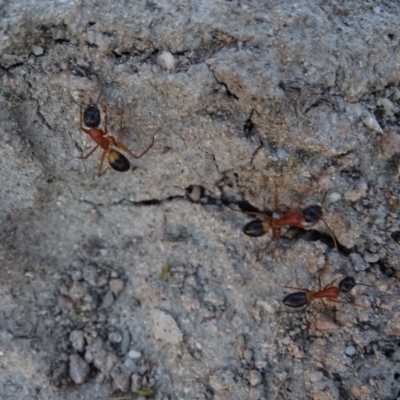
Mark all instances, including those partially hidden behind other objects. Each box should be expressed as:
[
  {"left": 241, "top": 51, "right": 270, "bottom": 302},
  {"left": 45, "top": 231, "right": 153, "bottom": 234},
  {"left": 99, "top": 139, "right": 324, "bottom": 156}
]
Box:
[
  {"left": 320, "top": 216, "right": 338, "bottom": 252},
  {"left": 94, "top": 88, "right": 104, "bottom": 105}
]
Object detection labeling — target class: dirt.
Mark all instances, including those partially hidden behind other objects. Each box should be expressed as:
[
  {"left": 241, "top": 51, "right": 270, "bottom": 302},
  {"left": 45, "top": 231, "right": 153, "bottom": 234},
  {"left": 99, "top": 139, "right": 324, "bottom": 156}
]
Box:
[{"left": 0, "top": 1, "right": 400, "bottom": 399}]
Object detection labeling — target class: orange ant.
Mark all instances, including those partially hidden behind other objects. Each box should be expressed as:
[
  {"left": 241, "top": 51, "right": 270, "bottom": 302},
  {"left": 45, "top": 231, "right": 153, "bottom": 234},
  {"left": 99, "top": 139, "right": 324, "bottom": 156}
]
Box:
[
  {"left": 77, "top": 95, "right": 157, "bottom": 177},
  {"left": 280, "top": 276, "right": 371, "bottom": 312},
  {"left": 230, "top": 183, "right": 337, "bottom": 255}
]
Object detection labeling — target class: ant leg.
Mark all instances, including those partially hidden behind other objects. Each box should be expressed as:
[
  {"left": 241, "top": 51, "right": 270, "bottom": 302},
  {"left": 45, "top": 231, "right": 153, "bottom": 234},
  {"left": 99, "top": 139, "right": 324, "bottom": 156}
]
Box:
[
  {"left": 255, "top": 232, "right": 275, "bottom": 261},
  {"left": 228, "top": 206, "right": 274, "bottom": 221},
  {"left": 101, "top": 103, "right": 108, "bottom": 135},
  {"left": 79, "top": 98, "right": 86, "bottom": 130},
  {"left": 274, "top": 179, "right": 282, "bottom": 214},
  {"left": 116, "top": 108, "right": 124, "bottom": 143},
  {"left": 277, "top": 283, "right": 312, "bottom": 293},
  {"left": 321, "top": 217, "right": 338, "bottom": 252},
  {"left": 276, "top": 307, "right": 308, "bottom": 315},
  {"left": 79, "top": 96, "right": 83, "bottom": 128},
  {"left": 272, "top": 227, "right": 281, "bottom": 251},
  {"left": 320, "top": 299, "right": 329, "bottom": 313},
  {"left": 98, "top": 149, "right": 109, "bottom": 177},
  {"left": 317, "top": 276, "right": 340, "bottom": 291},
  {"left": 327, "top": 297, "right": 368, "bottom": 309},
  {"left": 76, "top": 145, "right": 99, "bottom": 160},
  {"left": 117, "top": 128, "right": 159, "bottom": 159},
  {"left": 319, "top": 276, "right": 341, "bottom": 291}
]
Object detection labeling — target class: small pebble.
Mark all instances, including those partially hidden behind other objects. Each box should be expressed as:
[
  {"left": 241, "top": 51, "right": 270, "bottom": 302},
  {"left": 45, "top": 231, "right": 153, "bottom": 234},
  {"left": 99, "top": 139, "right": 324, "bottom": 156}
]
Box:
[
  {"left": 350, "top": 253, "right": 369, "bottom": 272},
  {"left": 128, "top": 350, "right": 142, "bottom": 359},
  {"left": 123, "top": 358, "right": 137, "bottom": 372},
  {"left": 249, "top": 387, "right": 262, "bottom": 400},
  {"left": 101, "top": 291, "right": 114, "bottom": 308},
  {"left": 243, "top": 349, "right": 253, "bottom": 364},
  {"left": 187, "top": 185, "right": 202, "bottom": 202},
  {"left": 70, "top": 330, "right": 85, "bottom": 352},
  {"left": 345, "top": 346, "right": 356, "bottom": 356},
  {"left": 156, "top": 51, "right": 176, "bottom": 72},
  {"left": 152, "top": 309, "right": 183, "bottom": 344},
  {"left": 83, "top": 265, "right": 109, "bottom": 287},
  {"left": 108, "top": 331, "right": 122, "bottom": 343},
  {"left": 69, "top": 354, "right": 90, "bottom": 384},
  {"left": 306, "top": 370, "right": 323, "bottom": 383},
  {"left": 131, "top": 373, "right": 142, "bottom": 392},
  {"left": 31, "top": 45, "right": 44, "bottom": 56},
  {"left": 363, "top": 115, "right": 383, "bottom": 133},
  {"left": 328, "top": 192, "right": 341, "bottom": 203},
  {"left": 111, "top": 365, "right": 132, "bottom": 392},
  {"left": 277, "top": 149, "right": 288, "bottom": 160},
  {"left": 248, "top": 370, "right": 262, "bottom": 387},
  {"left": 378, "top": 98, "right": 395, "bottom": 115},
  {"left": 109, "top": 279, "right": 125, "bottom": 295},
  {"left": 363, "top": 252, "right": 380, "bottom": 263},
  {"left": 69, "top": 281, "right": 88, "bottom": 300},
  {"left": 58, "top": 295, "right": 73, "bottom": 311}
]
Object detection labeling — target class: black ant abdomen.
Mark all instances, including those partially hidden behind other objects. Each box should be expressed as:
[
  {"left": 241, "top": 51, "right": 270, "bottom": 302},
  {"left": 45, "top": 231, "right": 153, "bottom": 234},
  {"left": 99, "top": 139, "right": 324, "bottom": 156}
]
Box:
[
  {"left": 282, "top": 291, "right": 308, "bottom": 308},
  {"left": 108, "top": 150, "right": 130, "bottom": 172},
  {"left": 243, "top": 219, "right": 271, "bottom": 237}
]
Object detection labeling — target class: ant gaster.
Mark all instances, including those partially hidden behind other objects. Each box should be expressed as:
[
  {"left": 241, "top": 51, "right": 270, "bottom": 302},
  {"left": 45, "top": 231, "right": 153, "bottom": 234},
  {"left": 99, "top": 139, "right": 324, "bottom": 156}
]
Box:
[{"left": 77, "top": 94, "right": 158, "bottom": 177}]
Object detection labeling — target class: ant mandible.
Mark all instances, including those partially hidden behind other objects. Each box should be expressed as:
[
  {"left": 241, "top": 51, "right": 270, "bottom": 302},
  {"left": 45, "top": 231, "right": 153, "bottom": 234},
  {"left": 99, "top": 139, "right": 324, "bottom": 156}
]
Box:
[
  {"left": 230, "top": 182, "right": 337, "bottom": 254},
  {"left": 77, "top": 95, "right": 158, "bottom": 177},
  {"left": 280, "top": 275, "right": 370, "bottom": 312}
]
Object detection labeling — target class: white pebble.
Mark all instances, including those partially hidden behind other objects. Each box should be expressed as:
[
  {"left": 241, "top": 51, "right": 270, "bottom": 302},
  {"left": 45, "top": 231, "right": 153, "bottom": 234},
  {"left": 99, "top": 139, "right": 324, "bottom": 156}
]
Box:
[
  {"left": 328, "top": 192, "right": 341, "bottom": 203},
  {"left": 363, "top": 115, "right": 383, "bottom": 133},
  {"left": 345, "top": 346, "right": 356, "bottom": 356},
  {"left": 32, "top": 45, "right": 44, "bottom": 56},
  {"left": 277, "top": 149, "right": 288, "bottom": 160},
  {"left": 378, "top": 98, "right": 395, "bottom": 116},
  {"left": 128, "top": 350, "right": 142, "bottom": 359},
  {"left": 156, "top": 51, "right": 176, "bottom": 72}
]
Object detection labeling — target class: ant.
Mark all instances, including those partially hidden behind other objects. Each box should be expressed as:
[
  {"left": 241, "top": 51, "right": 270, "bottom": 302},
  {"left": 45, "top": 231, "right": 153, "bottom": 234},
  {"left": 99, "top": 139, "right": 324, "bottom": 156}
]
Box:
[
  {"left": 280, "top": 275, "right": 371, "bottom": 312},
  {"left": 230, "top": 183, "right": 337, "bottom": 255},
  {"left": 77, "top": 95, "right": 157, "bottom": 177}
]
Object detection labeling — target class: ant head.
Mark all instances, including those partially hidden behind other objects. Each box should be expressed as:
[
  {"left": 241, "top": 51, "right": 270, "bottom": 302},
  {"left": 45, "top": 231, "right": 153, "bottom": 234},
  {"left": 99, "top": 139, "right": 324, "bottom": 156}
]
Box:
[
  {"left": 339, "top": 276, "right": 372, "bottom": 293},
  {"left": 83, "top": 104, "right": 101, "bottom": 128},
  {"left": 339, "top": 276, "right": 356, "bottom": 293},
  {"left": 302, "top": 205, "right": 323, "bottom": 223},
  {"left": 82, "top": 90, "right": 104, "bottom": 128}
]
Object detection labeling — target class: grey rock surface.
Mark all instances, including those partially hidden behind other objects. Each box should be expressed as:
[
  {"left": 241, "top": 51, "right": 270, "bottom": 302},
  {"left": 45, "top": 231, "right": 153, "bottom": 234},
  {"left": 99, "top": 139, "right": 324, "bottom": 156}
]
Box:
[{"left": 1, "top": 1, "right": 400, "bottom": 399}]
